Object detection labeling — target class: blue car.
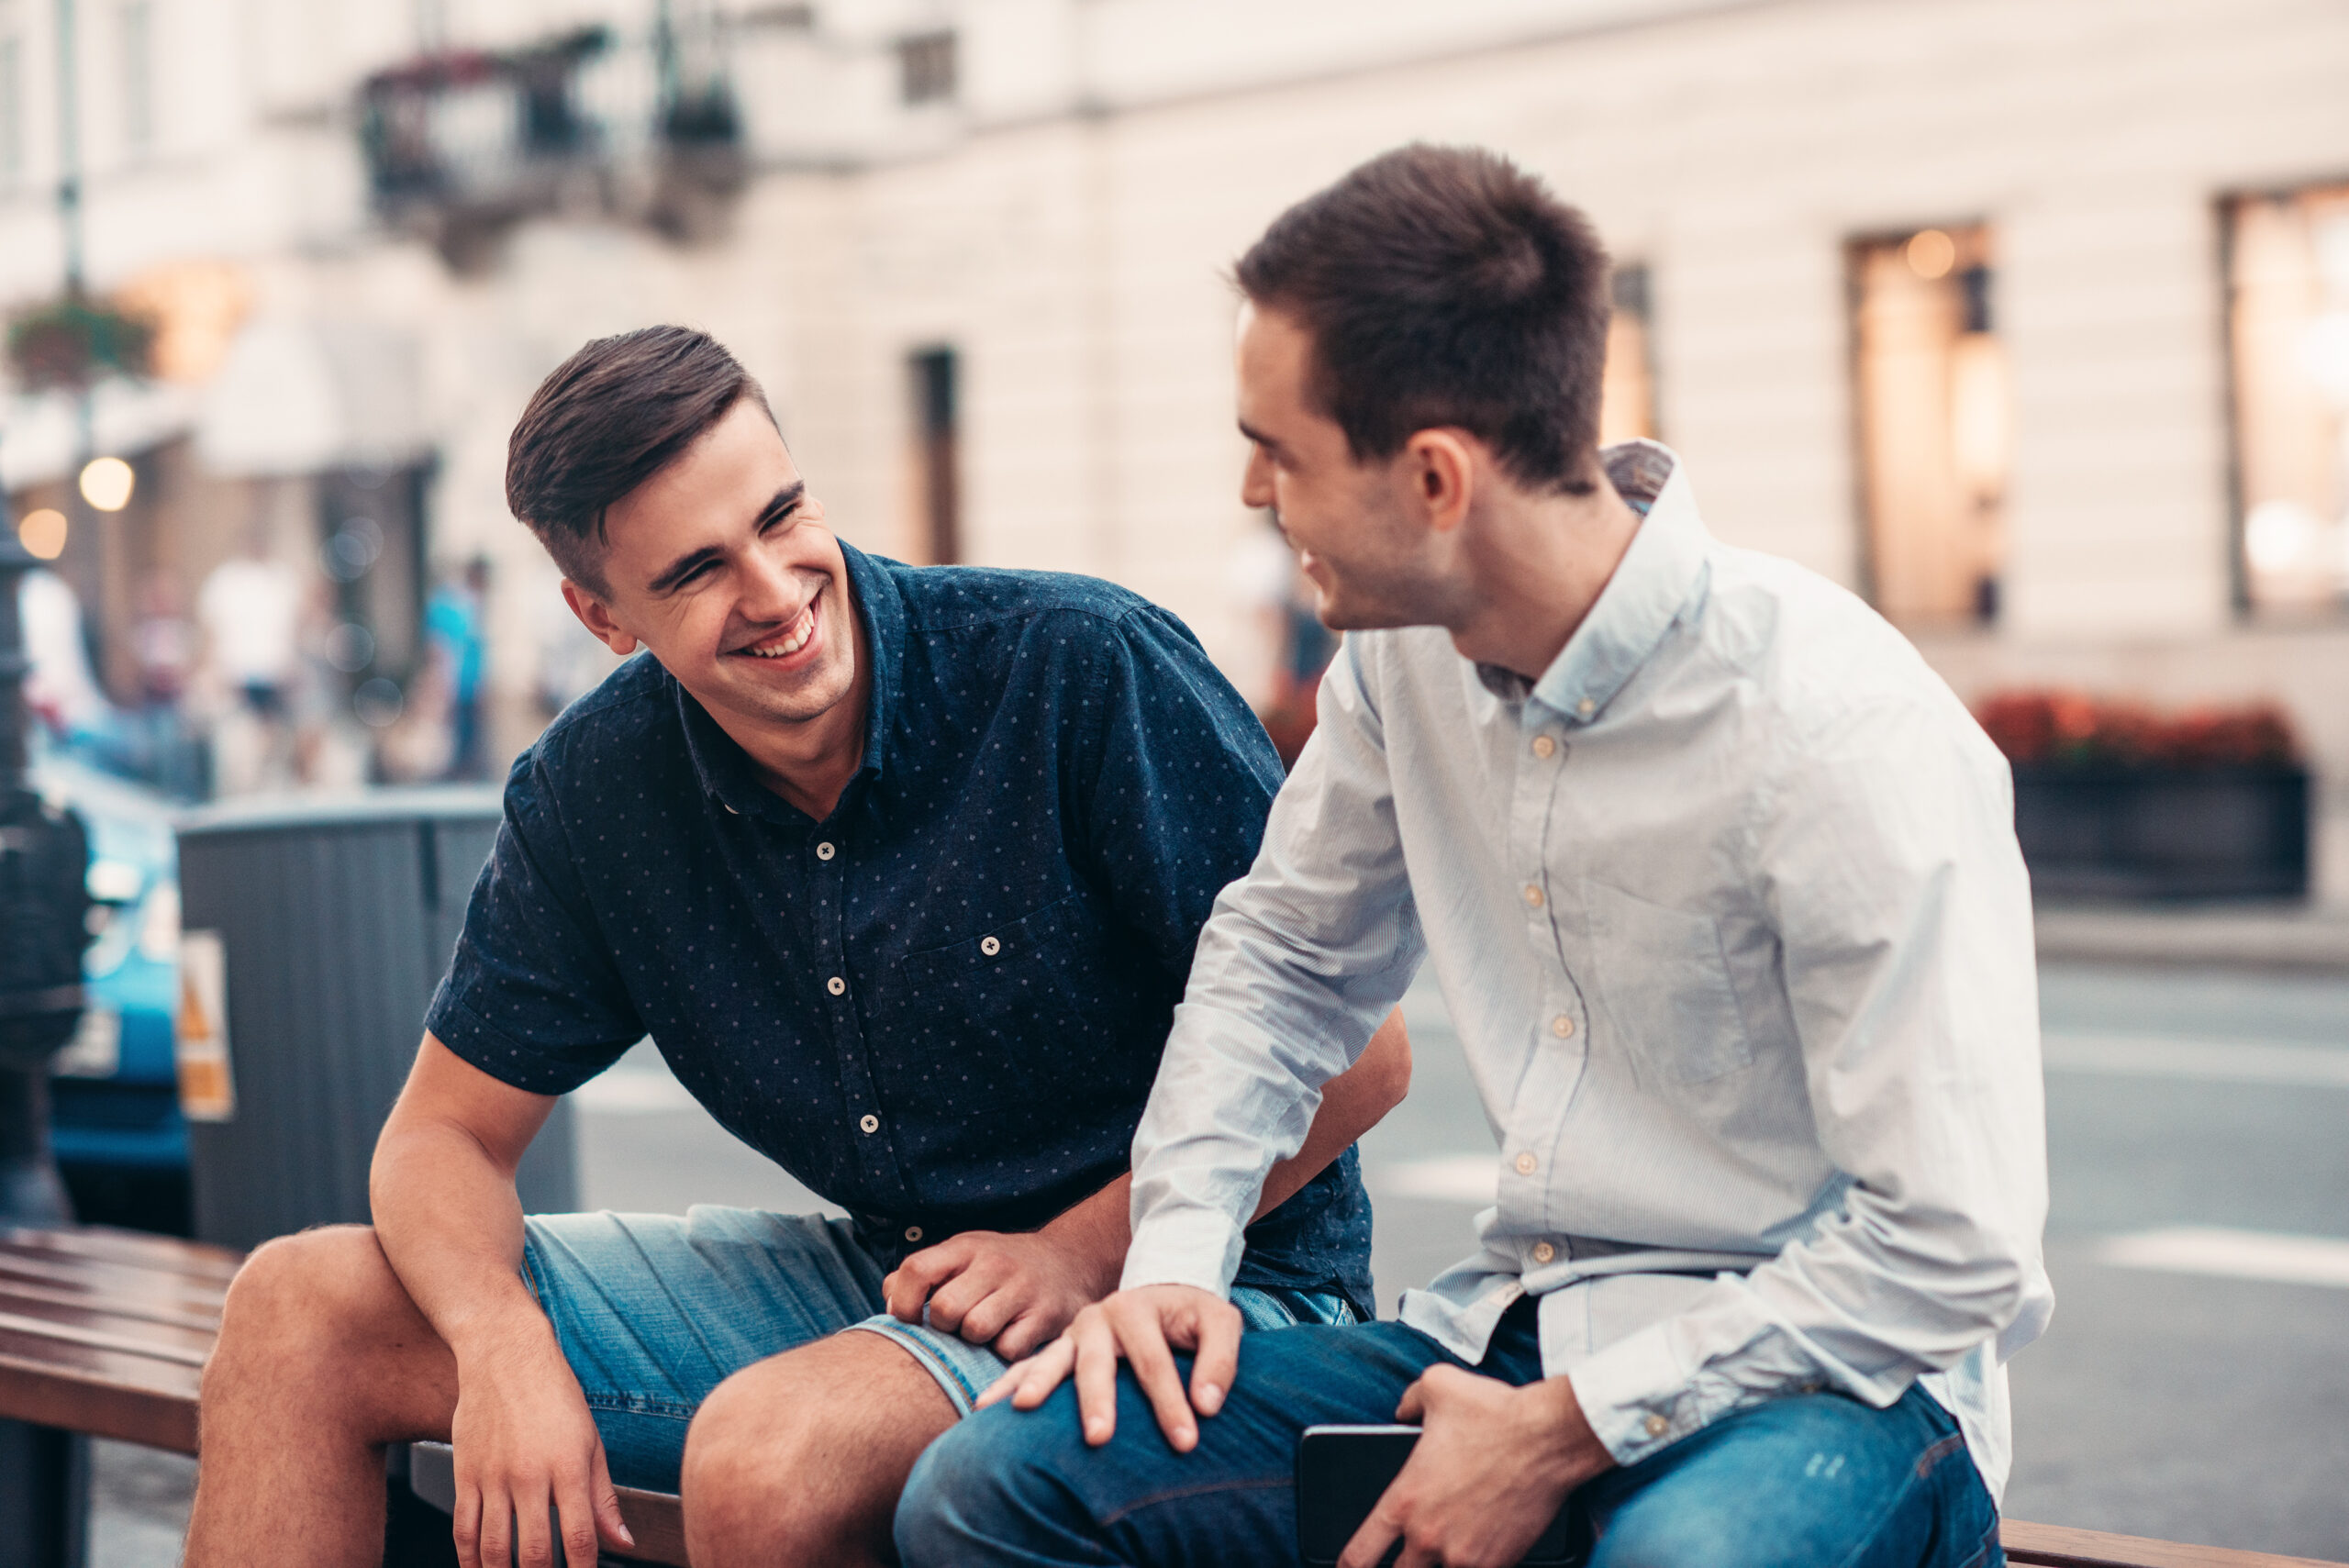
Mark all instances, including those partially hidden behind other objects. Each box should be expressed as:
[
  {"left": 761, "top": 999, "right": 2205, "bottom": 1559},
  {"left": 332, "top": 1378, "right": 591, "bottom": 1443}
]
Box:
[{"left": 31, "top": 749, "right": 192, "bottom": 1234}]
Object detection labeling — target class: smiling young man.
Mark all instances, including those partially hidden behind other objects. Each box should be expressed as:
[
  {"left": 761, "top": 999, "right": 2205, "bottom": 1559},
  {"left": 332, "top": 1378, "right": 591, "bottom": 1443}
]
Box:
[
  {"left": 895, "top": 146, "right": 2053, "bottom": 1568},
  {"left": 182, "top": 326, "right": 1408, "bottom": 1568}
]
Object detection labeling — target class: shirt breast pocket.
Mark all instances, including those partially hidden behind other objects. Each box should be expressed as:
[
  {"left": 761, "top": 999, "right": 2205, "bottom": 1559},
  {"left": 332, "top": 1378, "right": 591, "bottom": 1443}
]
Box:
[
  {"left": 1585, "top": 879, "right": 1754, "bottom": 1085},
  {"left": 888, "top": 892, "right": 1143, "bottom": 1107}
]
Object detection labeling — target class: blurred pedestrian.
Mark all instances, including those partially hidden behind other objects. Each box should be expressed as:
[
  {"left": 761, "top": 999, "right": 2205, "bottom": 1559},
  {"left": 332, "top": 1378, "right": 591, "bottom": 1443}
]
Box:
[
  {"left": 423, "top": 556, "right": 492, "bottom": 781},
  {"left": 128, "top": 572, "right": 205, "bottom": 798},
  {"left": 1235, "top": 510, "right": 1339, "bottom": 767},
  {"left": 196, "top": 539, "right": 302, "bottom": 795}
]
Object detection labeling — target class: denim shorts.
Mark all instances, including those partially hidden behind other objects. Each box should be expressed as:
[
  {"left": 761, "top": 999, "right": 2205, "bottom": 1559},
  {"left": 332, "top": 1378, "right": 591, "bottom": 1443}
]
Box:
[{"left": 519, "top": 1206, "right": 1357, "bottom": 1493}]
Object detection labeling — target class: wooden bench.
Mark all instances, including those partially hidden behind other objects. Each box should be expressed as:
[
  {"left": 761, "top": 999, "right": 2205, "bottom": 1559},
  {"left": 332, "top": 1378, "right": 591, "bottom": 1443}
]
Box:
[{"left": 0, "top": 1225, "right": 2334, "bottom": 1568}]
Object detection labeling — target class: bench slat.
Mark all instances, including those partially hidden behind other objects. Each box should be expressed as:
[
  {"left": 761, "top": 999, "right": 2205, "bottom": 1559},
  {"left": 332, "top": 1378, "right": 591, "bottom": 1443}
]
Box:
[
  {"left": 0, "top": 1250, "right": 231, "bottom": 1312},
  {"left": 0, "top": 1226, "right": 243, "bottom": 1283},
  {"left": 2001, "top": 1521, "right": 2340, "bottom": 1568},
  {"left": 0, "top": 1334, "right": 205, "bottom": 1453},
  {"left": 0, "top": 1276, "right": 225, "bottom": 1332},
  {"left": 0, "top": 1304, "right": 214, "bottom": 1366}
]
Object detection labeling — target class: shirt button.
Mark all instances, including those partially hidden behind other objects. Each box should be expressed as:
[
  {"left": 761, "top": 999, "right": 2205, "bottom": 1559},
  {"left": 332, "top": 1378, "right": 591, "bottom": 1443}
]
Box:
[
  {"left": 1531, "top": 734, "right": 1557, "bottom": 759},
  {"left": 816, "top": 841, "right": 836, "bottom": 861},
  {"left": 722, "top": 801, "right": 740, "bottom": 815},
  {"left": 827, "top": 975, "right": 847, "bottom": 996},
  {"left": 1523, "top": 884, "right": 1544, "bottom": 908},
  {"left": 979, "top": 935, "right": 1001, "bottom": 957},
  {"left": 1644, "top": 1413, "right": 1669, "bottom": 1438},
  {"left": 1551, "top": 1014, "right": 1575, "bottom": 1039},
  {"left": 1514, "top": 1151, "right": 1538, "bottom": 1176},
  {"left": 1577, "top": 697, "right": 1597, "bottom": 718},
  {"left": 904, "top": 1225, "right": 924, "bottom": 1243},
  {"left": 859, "top": 1113, "right": 880, "bottom": 1134},
  {"left": 1531, "top": 1241, "right": 1556, "bottom": 1264}
]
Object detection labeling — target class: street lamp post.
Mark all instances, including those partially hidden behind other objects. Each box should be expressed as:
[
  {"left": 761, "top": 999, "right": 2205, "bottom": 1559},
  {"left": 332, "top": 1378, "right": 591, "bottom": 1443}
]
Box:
[{"left": 0, "top": 495, "right": 97, "bottom": 1568}]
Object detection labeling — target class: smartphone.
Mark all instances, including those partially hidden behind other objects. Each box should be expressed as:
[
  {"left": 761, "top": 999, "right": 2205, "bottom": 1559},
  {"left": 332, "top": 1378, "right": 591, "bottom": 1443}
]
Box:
[{"left": 1296, "top": 1424, "right": 1588, "bottom": 1567}]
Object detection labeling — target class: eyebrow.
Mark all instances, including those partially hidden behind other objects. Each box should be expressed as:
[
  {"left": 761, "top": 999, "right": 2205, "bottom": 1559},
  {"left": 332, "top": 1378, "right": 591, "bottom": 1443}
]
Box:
[
  {"left": 645, "top": 481, "right": 807, "bottom": 595},
  {"left": 1237, "top": 419, "right": 1286, "bottom": 460}
]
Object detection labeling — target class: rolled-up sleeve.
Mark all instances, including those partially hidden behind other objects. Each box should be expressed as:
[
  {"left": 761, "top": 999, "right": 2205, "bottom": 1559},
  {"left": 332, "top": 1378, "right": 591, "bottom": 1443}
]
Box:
[
  {"left": 1121, "top": 637, "right": 1426, "bottom": 1296},
  {"left": 425, "top": 748, "right": 644, "bottom": 1095},
  {"left": 1567, "top": 695, "right": 2051, "bottom": 1466}
]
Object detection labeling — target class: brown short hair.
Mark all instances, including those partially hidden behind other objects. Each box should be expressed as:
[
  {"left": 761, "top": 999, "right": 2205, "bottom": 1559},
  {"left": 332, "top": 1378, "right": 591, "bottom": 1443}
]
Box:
[
  {"left": 506, "top": 326, "right": 773, "bottom": 588},
  {"left": 1236, "top": 145, "right": 1612, "bottom": 495}
]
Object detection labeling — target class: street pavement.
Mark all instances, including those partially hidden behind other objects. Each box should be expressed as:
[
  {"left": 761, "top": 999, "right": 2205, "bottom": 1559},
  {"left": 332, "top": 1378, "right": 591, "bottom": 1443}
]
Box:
[{"left": 92, "top": 961, "right": 2349, "bottom": 1562}]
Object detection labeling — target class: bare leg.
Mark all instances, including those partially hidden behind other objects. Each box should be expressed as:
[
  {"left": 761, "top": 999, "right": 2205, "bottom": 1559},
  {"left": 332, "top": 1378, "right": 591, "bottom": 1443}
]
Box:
[
  {"left": 682, "top": 1330, "right": 959, "bottom": 1568},
  {"left": 184, "top": 1225, "right": 460, "bottom": 1568}
]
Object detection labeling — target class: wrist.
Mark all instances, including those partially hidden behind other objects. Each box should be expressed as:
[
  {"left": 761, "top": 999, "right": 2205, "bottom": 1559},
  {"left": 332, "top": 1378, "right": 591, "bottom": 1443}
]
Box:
[
  {"left": 440, "top": 1284, "right": 559, "bottom": 1371},
  {"left": 1526, "top": 1375, "right": 1612, "bottom": 1485},
  {"left": 1039, "top": 1207, "right": 1127, "bottom": 1297}
]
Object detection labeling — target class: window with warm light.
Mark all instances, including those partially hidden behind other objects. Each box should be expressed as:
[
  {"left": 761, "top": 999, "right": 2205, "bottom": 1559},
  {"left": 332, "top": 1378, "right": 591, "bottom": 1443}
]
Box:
[
  {"left": 1849, "top": 224, "right": 2010, "bottom": 628},
  {"left": 2226, "top": 183, "right": 2349, "bottom": 617},
  {"left": 1599, "top": 263, "right": 1658, "bottom": 446}
]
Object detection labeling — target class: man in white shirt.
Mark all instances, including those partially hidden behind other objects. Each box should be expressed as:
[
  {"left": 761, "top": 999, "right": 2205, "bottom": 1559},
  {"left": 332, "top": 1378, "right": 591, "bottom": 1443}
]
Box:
[{"left": 893, "top": 143, "right": 2051, "bottom": 1568}]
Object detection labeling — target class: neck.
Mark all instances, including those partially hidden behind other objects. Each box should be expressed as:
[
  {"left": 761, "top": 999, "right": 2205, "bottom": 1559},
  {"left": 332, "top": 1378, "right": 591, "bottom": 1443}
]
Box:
[{"left": 1445, "top": 474, "right": 1644, "bottom": 679}]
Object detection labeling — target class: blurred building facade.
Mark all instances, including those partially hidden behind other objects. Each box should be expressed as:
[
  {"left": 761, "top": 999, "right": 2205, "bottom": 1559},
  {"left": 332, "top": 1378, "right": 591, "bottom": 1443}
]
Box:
[{"left": 3, "top": 0, "right": 2347, "bottom": 894}]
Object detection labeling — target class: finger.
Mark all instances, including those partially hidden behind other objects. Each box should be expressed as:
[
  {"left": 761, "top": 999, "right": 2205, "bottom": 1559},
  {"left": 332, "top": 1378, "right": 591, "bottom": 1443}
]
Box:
[
  {"left": 1187, "top": 1301, "right": 1241, "bottom": 1418},
  {"left": 1395, "top": 1374, "right": 1428, "bottom": 1422},
  {"left": 990, "top": 1305, "right": 1057, "bottom": 1362},
  {"left": 925, "top": 1260, "right": 1010, "bottom": 1336},
  {"left": 954, "top": 1284, "right": 1028, "bottom": 1347},
  {"left": 885, "top": 1241, "right": 967, "bottom": 1320},
  {"left": 1072, "top": 1317, "right": 1127, "bottom": 1445},
  {"left": 475, "top": 1485, "right": 513, "bottom": 1568},
  {"left": 1338, "top": 1498, "right": 1405, "bottom": 1568},
  {"left": 515, "top": 1479, "right": 556, "bottom": 1568},
  {"left": 1116, "top": 1308, "right": 1197, "bottom": 1451},
  {"left": 553, "top": 1466, "right": 600, "bottom": 1568},
  {"left": 1005, "top": 1336, "right": 1078, "bottom": 1410},
  {"left": 588, "top": 1441, "right": 635, "bottom": 1551},
  {"left": 451, "top": 1481, "right": 484, "bottom": 1568}
]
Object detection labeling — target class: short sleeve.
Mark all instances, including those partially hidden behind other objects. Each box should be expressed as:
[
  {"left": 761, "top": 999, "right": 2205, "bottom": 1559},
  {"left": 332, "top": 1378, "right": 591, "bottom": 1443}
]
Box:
[
  {"left": 425, "top": 746, "right": 644, "bottom": 1095},
  {"left": 1074, "top": 605, "right": 1286, "bottom": 975}
]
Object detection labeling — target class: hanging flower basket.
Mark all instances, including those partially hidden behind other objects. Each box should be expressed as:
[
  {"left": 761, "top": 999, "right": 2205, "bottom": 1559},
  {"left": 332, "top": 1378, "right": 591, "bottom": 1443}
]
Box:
[
  {"left": 1974, "top": 691, "right": 2310, "bottom": 900},
  {"left": 6, "top": 296, "right": 155, "bottom": 393}
]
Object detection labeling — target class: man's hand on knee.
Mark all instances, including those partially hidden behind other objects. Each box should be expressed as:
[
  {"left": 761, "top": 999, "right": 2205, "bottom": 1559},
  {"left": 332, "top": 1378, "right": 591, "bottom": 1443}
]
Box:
[
  {"left": 1339, "top": 1367, "right": 1613, "bottom": 1568},
  {"left": 974, "top": 1284, "right": 1241, "bottom": 1453},
  {"left": 447, "top": 1321, "right": 634, "bottom": 1568},
  {"left": 883, "top": 1228, "right": 1119, "bottom": 1362}
]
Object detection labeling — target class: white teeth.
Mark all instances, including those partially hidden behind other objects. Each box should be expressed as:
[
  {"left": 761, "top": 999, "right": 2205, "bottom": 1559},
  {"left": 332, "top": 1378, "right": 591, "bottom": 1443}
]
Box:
[{"left": 743, "top": 606, "right": 814, "bottom": 659}]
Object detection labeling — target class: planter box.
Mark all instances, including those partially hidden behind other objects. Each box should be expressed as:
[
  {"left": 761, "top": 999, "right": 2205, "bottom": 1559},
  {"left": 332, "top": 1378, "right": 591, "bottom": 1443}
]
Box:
[{"left": 2009, "top": 764, "right": 2310, "bottom": 901}]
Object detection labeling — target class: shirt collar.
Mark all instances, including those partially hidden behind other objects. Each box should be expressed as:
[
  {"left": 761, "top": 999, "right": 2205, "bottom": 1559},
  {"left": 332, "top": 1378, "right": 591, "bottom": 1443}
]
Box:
[
  {"left": 675, "top": 539, "right": 904, "bottom": 821},
  {"left": 1505, "top": 439, "right": 1711, "bottom": 724}
]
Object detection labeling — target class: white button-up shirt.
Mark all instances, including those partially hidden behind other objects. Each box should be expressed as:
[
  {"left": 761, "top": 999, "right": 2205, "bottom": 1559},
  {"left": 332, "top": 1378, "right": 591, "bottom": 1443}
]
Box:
[{"left": 1123, "top": 441, "right": 2053, "bottom": 1500}]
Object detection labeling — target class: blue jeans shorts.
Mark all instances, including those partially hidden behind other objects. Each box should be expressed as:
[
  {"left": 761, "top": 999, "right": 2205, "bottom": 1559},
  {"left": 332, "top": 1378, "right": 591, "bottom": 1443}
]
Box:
[{"left": 518, "top": 1206, "right": 1356, "bottom": 1493}]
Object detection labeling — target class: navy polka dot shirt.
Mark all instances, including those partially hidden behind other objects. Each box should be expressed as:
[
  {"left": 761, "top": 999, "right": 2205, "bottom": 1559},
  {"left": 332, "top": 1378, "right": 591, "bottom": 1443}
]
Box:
[{"left": 427, "top": 543, "right": 1372, "bottom": 1307}]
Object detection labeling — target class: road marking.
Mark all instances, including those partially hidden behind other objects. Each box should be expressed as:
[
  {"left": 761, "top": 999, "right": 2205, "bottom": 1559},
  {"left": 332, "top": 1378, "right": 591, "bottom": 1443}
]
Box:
[
  {"left": 1370, "top": 1154, "right": 1497, "bottom": 1205},
  {"left": 2096, "top": 1227, "right": 2349, "bottom": 1290},
  {"left": 571, "top": 1069, "right": 702, "bottom": 1115},
  {"left": 2043, "top": 1033, "right": 2349, "bottom": 1090}
]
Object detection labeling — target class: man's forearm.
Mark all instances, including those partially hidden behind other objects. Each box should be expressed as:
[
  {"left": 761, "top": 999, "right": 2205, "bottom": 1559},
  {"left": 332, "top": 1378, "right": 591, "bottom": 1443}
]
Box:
[{"left": 370, "top": 1117, "right": 548, "bottom": 1360}]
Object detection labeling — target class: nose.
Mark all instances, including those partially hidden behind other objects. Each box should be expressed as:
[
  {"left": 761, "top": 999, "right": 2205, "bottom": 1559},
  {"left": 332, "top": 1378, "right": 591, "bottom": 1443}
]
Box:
[
  {"left": 1240, "top": 445, "right": 1275, "bottom": 510},
  {"left": 737, "top": 545, "right": 805, "bottom": 623}
]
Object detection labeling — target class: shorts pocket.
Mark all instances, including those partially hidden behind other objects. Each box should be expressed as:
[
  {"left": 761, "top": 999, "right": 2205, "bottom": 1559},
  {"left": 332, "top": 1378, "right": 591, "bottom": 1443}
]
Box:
[{"left": 1585, "top": 879, "right": 1753, "bottom": 1084}]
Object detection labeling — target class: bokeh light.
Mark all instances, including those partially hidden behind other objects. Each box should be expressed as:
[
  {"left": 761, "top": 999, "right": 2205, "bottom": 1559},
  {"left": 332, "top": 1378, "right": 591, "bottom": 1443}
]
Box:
[
  {"left": 79, "top": 457, "right": 136, "bottom": 512},
  {"left": 17, "top": 508, "right": 69, "bottom": 561},
  {"left": 1906, "top": 228, "right": 1956, "bottom": 280}
]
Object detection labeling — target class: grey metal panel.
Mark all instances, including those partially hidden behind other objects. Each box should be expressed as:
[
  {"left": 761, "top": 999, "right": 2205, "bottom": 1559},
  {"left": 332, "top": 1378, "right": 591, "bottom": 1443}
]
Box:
[{"left": 180, "top": 794, "right": 576, "bottom": 1251}]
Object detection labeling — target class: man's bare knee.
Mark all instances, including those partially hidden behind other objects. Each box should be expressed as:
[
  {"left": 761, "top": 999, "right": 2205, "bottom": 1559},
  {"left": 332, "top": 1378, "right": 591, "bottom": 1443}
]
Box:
[
  {"left": 682, "top": 1335, "right": 955, "bottom": 1567},
  {"left": 204, "top": 1225, "right": 451, "bottom": 1439}
]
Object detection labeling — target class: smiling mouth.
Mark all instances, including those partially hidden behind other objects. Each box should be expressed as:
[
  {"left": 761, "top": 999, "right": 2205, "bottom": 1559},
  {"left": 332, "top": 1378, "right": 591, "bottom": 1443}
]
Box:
[{"left": 738, "top": 594, "right": 818, "bottom": 659}]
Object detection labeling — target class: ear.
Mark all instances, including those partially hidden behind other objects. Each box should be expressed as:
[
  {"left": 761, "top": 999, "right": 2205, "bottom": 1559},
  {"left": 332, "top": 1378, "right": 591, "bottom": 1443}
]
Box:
[
  {"left": 1397, "top": 429, "right": 1478, "bottom": 535},
  {"left": 562, "top": 579, "right": 639, "bottom": 657}
]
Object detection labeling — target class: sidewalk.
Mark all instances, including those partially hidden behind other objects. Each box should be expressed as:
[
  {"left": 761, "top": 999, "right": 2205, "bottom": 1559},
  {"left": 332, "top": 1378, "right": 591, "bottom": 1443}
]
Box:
[{"left": 2035, "top": 902, "right": 2349, "bottom": 974}]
